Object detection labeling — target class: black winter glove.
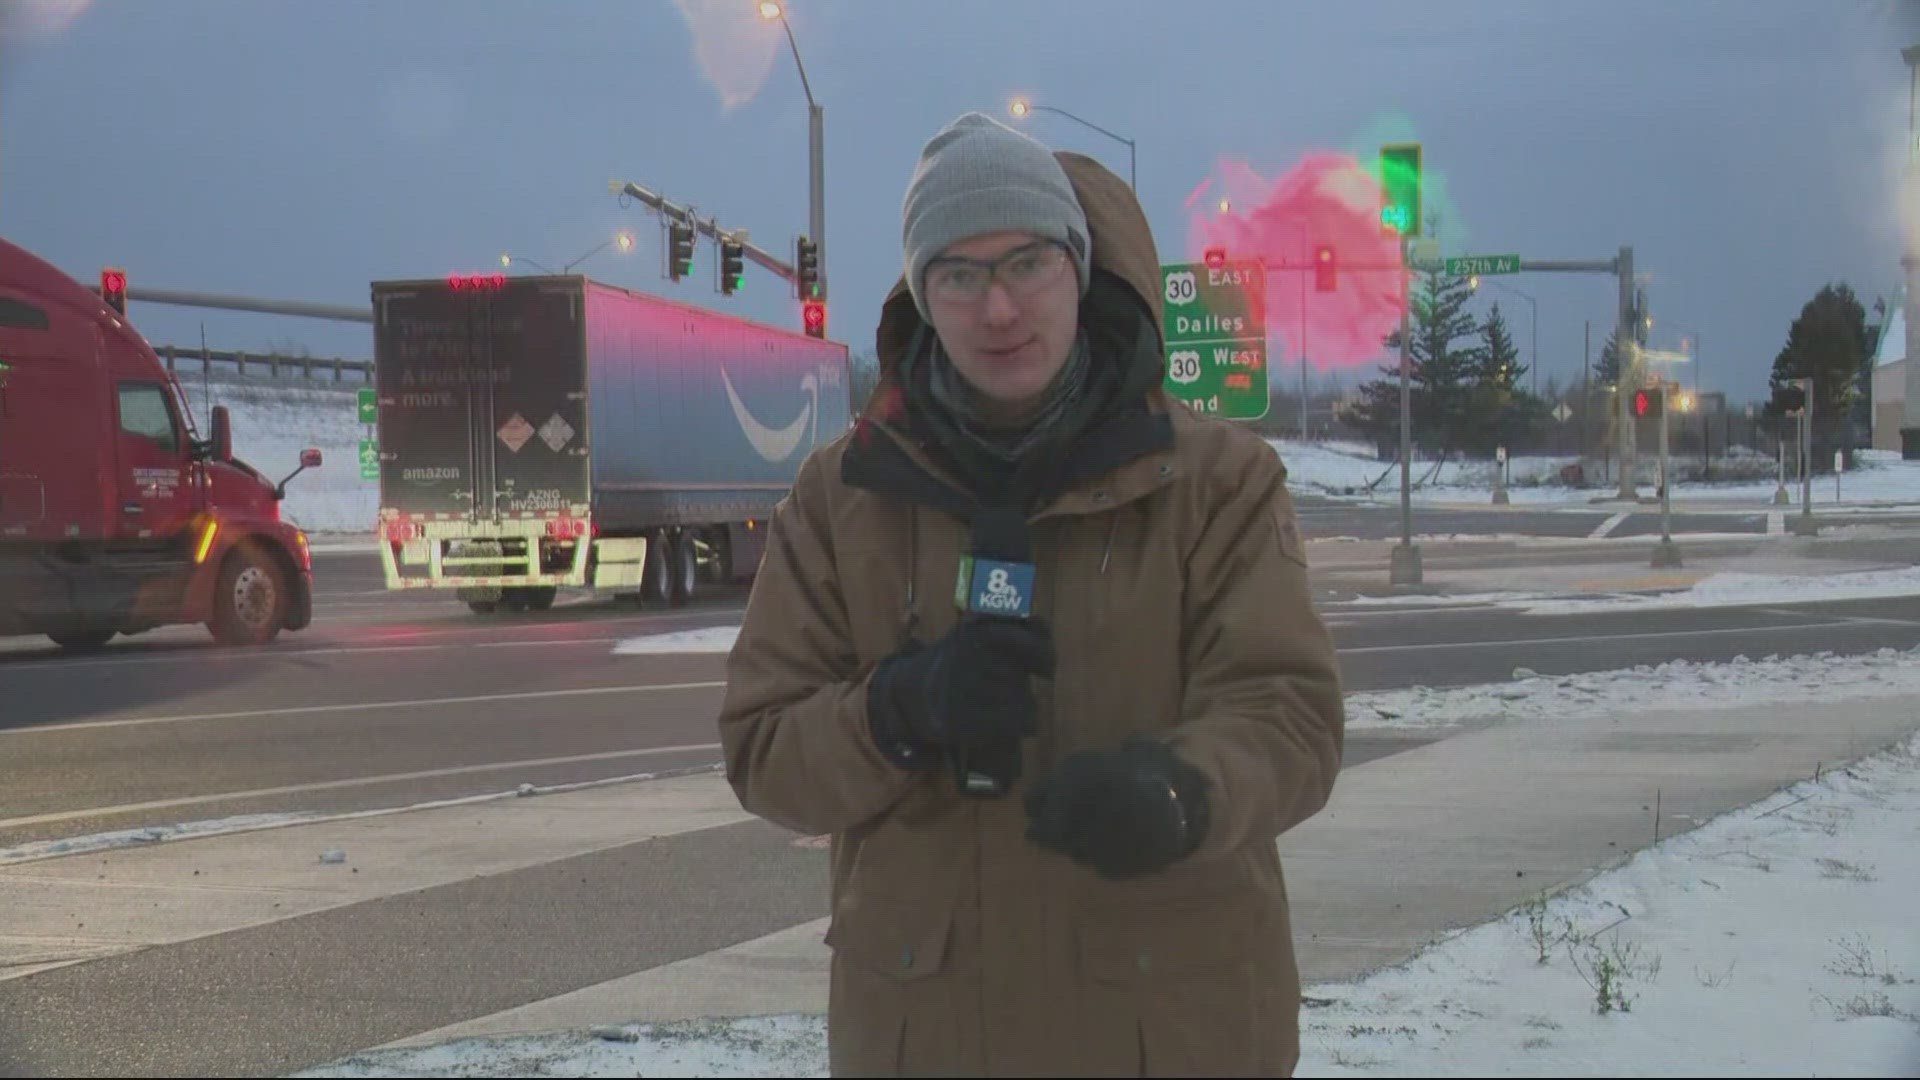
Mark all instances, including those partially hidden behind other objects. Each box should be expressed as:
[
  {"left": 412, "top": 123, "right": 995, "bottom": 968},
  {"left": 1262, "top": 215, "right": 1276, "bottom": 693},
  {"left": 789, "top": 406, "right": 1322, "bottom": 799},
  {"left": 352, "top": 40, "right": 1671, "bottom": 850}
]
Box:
[
  {"left": 867, "top": 615, "right": 1055, "bottom": 772},
  {"left": 1024, "top": 737, "right": 1212, "bottom": 880}
]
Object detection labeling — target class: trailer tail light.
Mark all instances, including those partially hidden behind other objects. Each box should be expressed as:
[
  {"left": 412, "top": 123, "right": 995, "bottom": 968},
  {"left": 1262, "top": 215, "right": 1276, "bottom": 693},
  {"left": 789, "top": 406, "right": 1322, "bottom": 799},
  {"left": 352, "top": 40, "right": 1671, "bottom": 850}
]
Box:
[
  {"left": 194, "top": 518, "right": 220, "bottom": 564},
  {"left": 545, "top": 517, "right": 587, "bottom": 540},
  {"left": 384, "top": 518, "right": 420, "bottom": 543}
]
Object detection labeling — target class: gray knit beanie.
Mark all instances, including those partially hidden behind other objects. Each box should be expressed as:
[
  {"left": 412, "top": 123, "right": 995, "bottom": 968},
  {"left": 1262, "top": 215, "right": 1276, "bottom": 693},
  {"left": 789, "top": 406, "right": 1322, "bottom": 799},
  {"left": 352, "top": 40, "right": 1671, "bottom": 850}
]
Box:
[{"left": 901, "top": 111, "right": 1092, "bottom": 323}]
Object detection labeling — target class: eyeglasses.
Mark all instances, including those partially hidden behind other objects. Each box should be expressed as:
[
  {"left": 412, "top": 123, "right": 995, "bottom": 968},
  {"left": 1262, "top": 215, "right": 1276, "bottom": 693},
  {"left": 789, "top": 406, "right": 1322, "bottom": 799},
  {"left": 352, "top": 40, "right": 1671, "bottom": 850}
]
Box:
[{"left": 924, "top": 241, "right": 1071, "bottom": 307}]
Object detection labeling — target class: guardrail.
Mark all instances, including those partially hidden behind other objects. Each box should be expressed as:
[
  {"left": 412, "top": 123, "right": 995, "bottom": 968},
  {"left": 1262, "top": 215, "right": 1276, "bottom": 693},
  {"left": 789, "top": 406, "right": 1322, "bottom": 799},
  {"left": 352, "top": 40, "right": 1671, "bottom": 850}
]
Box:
[{"left": 154, "top": 345, "right": 372, "bottom": 384}]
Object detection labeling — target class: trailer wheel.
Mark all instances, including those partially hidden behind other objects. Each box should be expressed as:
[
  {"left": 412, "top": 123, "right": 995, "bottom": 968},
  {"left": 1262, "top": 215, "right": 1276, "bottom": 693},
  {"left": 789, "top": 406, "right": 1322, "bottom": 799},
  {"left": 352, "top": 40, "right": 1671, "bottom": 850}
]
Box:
[
  {"left": 701, "top": 528, "right": 734, "bottom": 586},
  {"left": 669, "top": 531, "right": 699, "bottom": 608},
  {"left": 467, "top": 600, "right": 499, "bottom": 615},
  {"left": 641, "top": 530, "right": 672, "bottom": 602},
  {"left": 209, "top": 541, "right": 286, "bottom": 647},
  {"left": 46, "top": 619, "right": 117, "bottom": 650}
]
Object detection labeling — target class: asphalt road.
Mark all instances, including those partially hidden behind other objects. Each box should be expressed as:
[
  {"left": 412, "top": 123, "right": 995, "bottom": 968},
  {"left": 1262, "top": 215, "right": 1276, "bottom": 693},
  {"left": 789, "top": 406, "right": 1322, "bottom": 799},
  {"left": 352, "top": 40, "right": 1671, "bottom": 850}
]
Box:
[{"left": 4, "top": 543, "right": 1918, "bottom": 852}]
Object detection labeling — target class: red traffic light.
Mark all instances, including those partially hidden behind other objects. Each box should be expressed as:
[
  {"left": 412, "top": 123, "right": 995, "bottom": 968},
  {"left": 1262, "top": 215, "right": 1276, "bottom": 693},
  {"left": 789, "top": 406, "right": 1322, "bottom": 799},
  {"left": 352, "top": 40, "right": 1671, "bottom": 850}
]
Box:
[
  {"left": 1203, "top": 247, "right": 1227, "bottom": 270},
  {"left": 101, "top": 268, "right": 128, "bottom": 314},
  {"left": 1313, "top": 245, "right": 1336, "bottom": 293},
  {"left": 802, "top": 299, "right": 826, "bottom": 338}
]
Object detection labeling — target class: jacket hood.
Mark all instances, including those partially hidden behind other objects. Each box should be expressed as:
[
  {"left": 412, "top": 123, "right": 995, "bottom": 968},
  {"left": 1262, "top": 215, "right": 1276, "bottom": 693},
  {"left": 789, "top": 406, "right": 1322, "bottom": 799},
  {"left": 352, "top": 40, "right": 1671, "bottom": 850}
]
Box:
[{"left": 866, "top": 151, "right": 1166, "bottom": 416}]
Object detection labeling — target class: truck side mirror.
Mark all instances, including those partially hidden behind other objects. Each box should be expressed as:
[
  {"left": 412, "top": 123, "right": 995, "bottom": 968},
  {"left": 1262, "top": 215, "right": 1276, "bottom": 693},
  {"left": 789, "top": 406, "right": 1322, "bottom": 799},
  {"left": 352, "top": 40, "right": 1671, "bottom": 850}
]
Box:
[
  {"left": 209, "top": 406, "right": 235, "bottom": 463},
  {"left": 274, "top": 447, "right": 323, "bottom": 501}
]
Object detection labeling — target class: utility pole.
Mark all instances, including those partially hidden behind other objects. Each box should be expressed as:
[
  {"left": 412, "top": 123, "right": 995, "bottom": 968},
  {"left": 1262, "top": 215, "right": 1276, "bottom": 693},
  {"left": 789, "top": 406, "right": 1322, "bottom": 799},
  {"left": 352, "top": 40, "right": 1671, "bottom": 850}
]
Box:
[
  {"left": 1791, "top": 376, "right": 1819, "bottom": 535},
  {"left": 1616, "top": 246, "right": 1639, "bottom": 500},
  {"left": 1583, "top": 319, "right": 1592, "bottom": 471}
]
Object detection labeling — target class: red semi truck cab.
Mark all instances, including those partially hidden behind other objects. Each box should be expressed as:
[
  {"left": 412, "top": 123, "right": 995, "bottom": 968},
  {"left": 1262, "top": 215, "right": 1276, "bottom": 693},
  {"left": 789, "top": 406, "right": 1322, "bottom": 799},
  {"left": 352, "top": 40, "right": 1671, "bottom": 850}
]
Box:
[{"left": 0, "top": 237, "right": 319, "bottom": 650}]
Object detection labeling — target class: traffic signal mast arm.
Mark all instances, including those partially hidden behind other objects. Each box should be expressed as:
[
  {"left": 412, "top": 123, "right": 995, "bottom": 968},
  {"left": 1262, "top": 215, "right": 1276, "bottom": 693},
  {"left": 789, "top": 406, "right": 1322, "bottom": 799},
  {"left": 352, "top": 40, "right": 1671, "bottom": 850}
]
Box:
[{"left": 609, "top": 179, "right": 802, "bottom": 287}]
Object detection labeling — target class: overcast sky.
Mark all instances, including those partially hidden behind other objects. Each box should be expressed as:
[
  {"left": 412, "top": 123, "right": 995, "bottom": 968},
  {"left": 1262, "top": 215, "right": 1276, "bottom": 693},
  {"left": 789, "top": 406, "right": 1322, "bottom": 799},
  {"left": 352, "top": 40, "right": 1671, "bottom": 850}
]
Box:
[{"left": 3, "top": 0, "right": 1916, "bottom": 403}]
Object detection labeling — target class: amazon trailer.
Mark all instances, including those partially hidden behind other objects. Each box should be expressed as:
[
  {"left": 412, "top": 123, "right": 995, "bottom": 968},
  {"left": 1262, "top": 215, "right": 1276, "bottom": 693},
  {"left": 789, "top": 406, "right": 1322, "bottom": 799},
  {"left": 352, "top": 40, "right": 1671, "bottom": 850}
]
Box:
[{"left": 369, "top": 273, "right": 850, "bottom": 613}]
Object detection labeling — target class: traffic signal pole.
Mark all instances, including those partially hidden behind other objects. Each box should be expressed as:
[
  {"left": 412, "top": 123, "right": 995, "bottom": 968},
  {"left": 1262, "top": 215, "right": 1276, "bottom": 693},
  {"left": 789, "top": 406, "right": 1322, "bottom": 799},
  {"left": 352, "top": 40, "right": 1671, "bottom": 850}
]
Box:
[
  {"left": 1652, "top": 380, "right": 1682, "bottom": 568},
  {"left": 1390, "top": 232, "right": 1422, "bottom": 587}
]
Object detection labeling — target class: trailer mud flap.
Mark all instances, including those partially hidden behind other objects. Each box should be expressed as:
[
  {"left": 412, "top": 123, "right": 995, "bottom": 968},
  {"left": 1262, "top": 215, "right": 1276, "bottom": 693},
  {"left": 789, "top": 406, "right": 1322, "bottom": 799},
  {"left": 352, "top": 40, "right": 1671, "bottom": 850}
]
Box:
[{"left": 590, "top": 537, "right": 648, "bottom": 589}]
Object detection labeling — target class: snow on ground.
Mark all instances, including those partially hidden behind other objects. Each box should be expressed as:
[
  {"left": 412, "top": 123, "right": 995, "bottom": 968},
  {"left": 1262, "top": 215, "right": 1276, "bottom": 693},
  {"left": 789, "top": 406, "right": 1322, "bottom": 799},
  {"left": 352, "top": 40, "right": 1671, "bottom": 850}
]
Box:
[
  {"left": 1336, "top": 564, "right": 1920, "bottom": 617},
  {"left": 296, "top": 728, "right": 1920, "bottom": 1078},
  {"left": 1270, "top": 439, "right": 1920, "bottom": 509},
  {"left": 1293, "top": 730, "right": 1920, "bottom": 1077},
  {"left": 1345, "top": 646, "right": 1920, "bottom": 731},
  {"left": 186, "top": 379, "right": 375, "bottom": 533},
  {"left": 610, "top": 626, "right": 743, "bottom": 655},
  {"left": 1509, "top": 566, "right": 1920, "bottom": 616}
]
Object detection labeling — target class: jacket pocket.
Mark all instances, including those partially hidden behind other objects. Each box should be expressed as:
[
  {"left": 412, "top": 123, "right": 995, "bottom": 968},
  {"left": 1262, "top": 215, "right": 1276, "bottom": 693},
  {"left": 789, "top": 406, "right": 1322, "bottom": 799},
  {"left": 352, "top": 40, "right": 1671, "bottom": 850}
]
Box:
[
  {"left": 825, "top": 894, "right": 965, "bottom": 1077},
  {"left": 1075, "top": 900, "right": 1263, "bottom": 1077}
]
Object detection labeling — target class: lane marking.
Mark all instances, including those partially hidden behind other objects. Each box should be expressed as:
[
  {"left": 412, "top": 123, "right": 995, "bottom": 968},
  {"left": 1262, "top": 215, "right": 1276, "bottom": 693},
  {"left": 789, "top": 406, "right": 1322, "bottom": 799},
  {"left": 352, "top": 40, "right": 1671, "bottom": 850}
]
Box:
[
  {"left": 0, "top": 743, "right": 726, "bottom": 830},
  {"left": 2, "top": 681, "right": 727, "bottom": 737},
  {"left": 1590, "top": 512, "right": 1631, "bottom": 539},
  {"left": 1767, "top": 511, "right": 1784, "bottom": 536}
]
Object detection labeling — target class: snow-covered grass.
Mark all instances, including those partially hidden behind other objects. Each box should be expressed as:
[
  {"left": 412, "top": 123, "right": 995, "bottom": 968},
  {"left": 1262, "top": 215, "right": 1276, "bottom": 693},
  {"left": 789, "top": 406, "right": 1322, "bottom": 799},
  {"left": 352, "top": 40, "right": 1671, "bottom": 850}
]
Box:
[
  {"left": 295, "top": 725, "right": 1920, "bottom": 1078},
  {"left": 1510, "top": 566, "right": 1920, "bottom": 615},
  {"left": 1333, "top": 564, "right": 1920, "bottom": 617},
  {"left": 1345, "top": 646, "right": 1920, "bottom": 731},
  {"left": 1271, "top": 438, "right": 1920, "bottom": 509},
  {"left": 1293, "top": 730, "right": 1920, "bottom": 1077},
  {"left": 187, "top": 379, "right": 375, "bottom": 533}
]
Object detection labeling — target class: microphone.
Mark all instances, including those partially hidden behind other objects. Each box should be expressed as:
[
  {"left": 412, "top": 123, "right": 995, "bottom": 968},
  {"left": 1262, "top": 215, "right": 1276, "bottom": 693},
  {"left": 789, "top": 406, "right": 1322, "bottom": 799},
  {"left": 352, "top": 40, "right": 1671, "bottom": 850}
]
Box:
[{"left": 951, "top": 508, "right": 1038, "bottom": 798}]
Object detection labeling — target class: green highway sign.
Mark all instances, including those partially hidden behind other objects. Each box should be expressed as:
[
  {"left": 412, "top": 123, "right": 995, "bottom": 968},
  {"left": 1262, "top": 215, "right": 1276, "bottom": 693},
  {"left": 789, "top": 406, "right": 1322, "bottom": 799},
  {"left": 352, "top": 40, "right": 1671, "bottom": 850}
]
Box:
[
  {"left": 357, "top": 387, "right": 377, "bottom": 425},
  {"left": 1160, "top": 261, "right": 1269, "bottom": 420},
  {"left": 358, "top": 439, "right": 379, "bottom": 480},
  {"left": 1444, "top": 254, "right": 1522, "bottom": 277}
]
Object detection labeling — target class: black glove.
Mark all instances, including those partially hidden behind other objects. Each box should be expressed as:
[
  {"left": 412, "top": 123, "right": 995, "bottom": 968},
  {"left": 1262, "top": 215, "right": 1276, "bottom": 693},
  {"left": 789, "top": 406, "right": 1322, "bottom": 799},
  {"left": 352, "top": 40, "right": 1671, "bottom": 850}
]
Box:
[
  {"left": 1024, "top": 737, "right": 1212, "bottom": 880},
  {"left": 867, "top": 615, "right": 1054, "bottom": 773}
]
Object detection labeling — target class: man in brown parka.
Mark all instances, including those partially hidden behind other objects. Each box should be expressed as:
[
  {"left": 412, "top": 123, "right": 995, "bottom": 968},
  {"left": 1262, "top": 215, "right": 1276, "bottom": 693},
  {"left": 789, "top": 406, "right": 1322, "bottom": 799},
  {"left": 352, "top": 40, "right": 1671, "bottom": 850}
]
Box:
[{"left": 718, "top": 111, "right": 1345, "bottom": 1077}]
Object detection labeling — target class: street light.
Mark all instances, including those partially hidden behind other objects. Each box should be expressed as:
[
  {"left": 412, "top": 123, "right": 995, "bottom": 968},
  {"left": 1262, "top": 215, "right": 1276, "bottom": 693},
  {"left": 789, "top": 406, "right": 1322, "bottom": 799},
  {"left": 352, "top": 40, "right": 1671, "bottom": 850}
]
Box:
[
  {"left": 759, "top": 0, "right": 827, "bottom": 301},
  {"left": 500, "top": 231, "right": 637, "bottom": 276},
  {"left": 1007, "top": 96, "right": 1136, "bottom": 192}
]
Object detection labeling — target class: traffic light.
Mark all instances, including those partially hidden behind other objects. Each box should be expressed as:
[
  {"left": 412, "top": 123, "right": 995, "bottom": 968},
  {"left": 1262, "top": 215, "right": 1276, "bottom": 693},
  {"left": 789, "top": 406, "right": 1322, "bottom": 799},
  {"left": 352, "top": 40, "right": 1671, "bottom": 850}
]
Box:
[
  {"left": 667, "top": 222, "right": 695, "bottom": 282},
  {"left": 1631, "top": 386, "right": 1664, "bottom": 420},
  {"left": 794, "top": 235, "right": 820, "bottom": 299},
  {"left": 802, "top": 299, "right": 826, "bottom": 339},
  {"left": 101, "top": 268, "right": 128, "bottom": 315},
  {"left": 1314, "top": 245, "right": 1336, "bottom": 292},
  {"left": 719, "top": 237, "right": 745, "bottom": 296},
  {"left": 1378, "top": 142, "right": 1422, "bottom": 237}
]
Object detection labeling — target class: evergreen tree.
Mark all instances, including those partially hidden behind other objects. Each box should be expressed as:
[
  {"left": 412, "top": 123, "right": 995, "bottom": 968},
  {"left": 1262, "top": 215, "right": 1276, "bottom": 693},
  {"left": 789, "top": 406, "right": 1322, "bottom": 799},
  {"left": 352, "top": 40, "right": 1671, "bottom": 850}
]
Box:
[{"left": 1346, "top": 272, "right": 1485, "bottom": 453}]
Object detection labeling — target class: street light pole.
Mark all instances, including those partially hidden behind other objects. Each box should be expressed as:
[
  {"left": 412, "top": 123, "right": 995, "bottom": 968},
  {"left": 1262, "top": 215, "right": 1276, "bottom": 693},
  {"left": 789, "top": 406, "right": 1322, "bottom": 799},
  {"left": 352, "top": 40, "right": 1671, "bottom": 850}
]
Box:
[
  {"left": 1009, "top": 100, "right": 1136, "bottom": 191},
  {"left": 1902, "top": 45, "right": 1920, "bottom": 459},
  {"left": 764, "top": 2, "right": 826, "bottom": 300}
]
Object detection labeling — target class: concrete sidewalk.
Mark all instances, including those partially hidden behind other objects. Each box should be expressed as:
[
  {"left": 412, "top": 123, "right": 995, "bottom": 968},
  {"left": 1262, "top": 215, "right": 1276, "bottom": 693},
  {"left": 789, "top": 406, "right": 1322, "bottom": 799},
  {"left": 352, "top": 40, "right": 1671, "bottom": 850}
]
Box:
[{"left": 376, "top": 691, "right": 1920, "bottom": 1049}]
